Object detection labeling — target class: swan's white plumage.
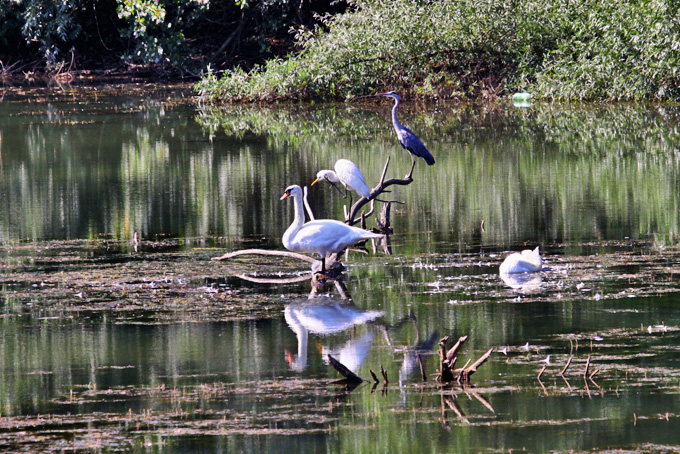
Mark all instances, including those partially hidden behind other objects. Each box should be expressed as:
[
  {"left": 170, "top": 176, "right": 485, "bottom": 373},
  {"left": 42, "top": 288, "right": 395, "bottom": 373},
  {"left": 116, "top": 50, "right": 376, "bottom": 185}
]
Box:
[
  {"left": 284, "top": 299, "right": 383, "bottom": 371},
  {"left": 281, "top": 185, "right": 382, "bottom": 270},
  {"left": 312, "top": 159, "right": 371, "bottom": 199},
  {"left": 499, "top": 247, "right": 543, "bottom": 274}
]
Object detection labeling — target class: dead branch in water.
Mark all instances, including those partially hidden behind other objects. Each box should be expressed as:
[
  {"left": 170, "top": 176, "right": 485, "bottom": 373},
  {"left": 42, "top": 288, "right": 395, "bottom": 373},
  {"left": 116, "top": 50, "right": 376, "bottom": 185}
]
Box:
[
  {"left": 346, "top": 156, "right": 410, "bottom": 227},
  {"left": 328, "top": 355, "right": 363, "bottom": 385},
  {"left": 437, "top": 335, "right": 492, "bottom": 384},
  {"left": 457, "top": 348, "right": 493, "bottom": 383},
  {"left": 558, "top": 355, "right": 573, "bottom": 376}
]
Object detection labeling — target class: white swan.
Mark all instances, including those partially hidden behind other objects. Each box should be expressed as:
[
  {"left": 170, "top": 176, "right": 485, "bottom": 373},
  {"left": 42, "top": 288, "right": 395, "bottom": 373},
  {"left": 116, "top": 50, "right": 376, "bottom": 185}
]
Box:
[
  {"left": 280, "top": 185, "right": 383, "bottom": 273},
  {"left": 311, "top": 159, "right": 371, "bottom": 199},
  {"left": 284, "top": 299, "right": 383, "bottom": 372},
  {"left": 499, "top": 246, "right": 543, "bottom": 274}
]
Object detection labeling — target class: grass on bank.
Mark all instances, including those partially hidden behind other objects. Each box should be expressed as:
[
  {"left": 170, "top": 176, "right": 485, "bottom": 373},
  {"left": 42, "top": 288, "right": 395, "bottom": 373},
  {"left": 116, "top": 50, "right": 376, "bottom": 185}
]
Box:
[{"left": 196, "top": 0, "right": 680, "bottom": 103}]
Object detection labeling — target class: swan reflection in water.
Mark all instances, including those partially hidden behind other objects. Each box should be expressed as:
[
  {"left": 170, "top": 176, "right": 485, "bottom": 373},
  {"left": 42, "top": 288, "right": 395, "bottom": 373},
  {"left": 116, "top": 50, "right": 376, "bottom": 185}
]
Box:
[
  {"left": 284, "top": 296, "right": 384, "bottom": 372},
  {"left": 500, "top": 272, "right": 543, "bottom": 292}
]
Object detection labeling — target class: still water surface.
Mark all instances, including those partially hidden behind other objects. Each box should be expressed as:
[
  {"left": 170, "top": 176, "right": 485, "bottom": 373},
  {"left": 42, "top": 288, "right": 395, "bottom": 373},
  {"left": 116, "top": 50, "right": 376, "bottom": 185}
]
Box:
[{"left": 1, "top": 86, "right": 680, "bottom": 452}]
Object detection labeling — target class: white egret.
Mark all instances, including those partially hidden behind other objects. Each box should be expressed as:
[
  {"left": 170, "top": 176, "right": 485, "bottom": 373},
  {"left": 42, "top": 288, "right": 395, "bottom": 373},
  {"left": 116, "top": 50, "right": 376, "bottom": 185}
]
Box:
[
  {"left": 378, "top": 91, "right": 435, "bottom": 177},
  {"left": 280, "top": 185, "right": 383, "bottom": 273},
  {"left": 311, "top": 158, "right": 371, "bottom": 200},
  {"left": 499, "top": 247, "right": 543, "bottom": 274}
]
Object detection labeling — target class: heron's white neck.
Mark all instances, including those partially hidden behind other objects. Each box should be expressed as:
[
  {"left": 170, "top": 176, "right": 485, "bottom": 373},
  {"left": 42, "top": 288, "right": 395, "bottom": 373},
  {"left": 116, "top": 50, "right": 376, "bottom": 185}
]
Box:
[
  {"left": 390, "top": 97, "right": 404, "bottom": 131},
  {"left": 283, "top": 192, "right": 305, "bottom": 247}
]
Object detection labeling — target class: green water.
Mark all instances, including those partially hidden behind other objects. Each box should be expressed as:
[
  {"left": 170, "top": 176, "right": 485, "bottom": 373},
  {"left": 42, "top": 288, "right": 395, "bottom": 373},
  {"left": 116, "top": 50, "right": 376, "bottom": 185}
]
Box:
[{"left": 0, "top": 87, "right": 679, "bottom": 452}]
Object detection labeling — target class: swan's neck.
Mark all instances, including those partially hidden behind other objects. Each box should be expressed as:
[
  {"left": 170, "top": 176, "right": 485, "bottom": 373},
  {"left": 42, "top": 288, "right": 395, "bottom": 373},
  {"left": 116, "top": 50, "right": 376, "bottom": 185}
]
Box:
[
  {"left": 391, "top": 98, "right": 404, "bottom": 131},
  {"left": 283, "top": 193, "right": 306, "bottom": 246},
  {"left": 285, "top": 308, "right": 308, "bottom": 370}
]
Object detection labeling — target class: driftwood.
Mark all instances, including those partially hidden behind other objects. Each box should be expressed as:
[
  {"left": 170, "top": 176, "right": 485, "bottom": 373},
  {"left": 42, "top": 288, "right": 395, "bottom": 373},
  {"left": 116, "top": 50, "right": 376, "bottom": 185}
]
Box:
[
  {"left": 437, "top": 335, "right": 493, "bottom": 384},
  {"left": 212, "top": 248, "right": 315, "bottom": 263}
]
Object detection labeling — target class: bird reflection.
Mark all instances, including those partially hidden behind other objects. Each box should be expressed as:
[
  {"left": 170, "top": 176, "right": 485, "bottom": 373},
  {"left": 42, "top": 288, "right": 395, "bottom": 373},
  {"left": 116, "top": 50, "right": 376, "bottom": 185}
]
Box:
[
  {"left": 500, "top": 272, "right": 543, "bottom": 291},
  {"left": 284, "top": 296, "right": 383, "bottom": 372}
]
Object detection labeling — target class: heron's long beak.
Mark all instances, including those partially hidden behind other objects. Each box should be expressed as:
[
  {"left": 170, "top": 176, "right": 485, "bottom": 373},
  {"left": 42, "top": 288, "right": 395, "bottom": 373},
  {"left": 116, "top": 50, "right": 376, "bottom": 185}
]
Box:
[
  {"left": 311, "top": 177, "right": 321, "bottom": 186},
  {"left": 280, "top": 191, "right": 291, "bottom": 200}
]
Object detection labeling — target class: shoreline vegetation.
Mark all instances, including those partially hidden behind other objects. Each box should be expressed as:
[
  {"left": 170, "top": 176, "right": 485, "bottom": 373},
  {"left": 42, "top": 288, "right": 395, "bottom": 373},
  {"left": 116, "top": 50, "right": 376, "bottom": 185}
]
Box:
[{"left": 2, "top": 0, "right": 680, "bottom": 103}]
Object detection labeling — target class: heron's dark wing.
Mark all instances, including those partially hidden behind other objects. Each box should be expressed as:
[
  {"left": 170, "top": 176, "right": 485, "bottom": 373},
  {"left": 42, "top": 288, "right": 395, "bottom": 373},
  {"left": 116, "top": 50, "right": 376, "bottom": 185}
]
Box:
[{"left": 397, "top": 126, "right": 435, "bottom": 165}]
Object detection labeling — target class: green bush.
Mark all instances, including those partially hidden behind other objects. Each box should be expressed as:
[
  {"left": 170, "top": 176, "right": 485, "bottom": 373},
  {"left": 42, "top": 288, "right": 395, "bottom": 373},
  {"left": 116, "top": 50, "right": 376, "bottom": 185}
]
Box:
[{"left": 196, "top": 0, "right": 680, "bottom": 102}]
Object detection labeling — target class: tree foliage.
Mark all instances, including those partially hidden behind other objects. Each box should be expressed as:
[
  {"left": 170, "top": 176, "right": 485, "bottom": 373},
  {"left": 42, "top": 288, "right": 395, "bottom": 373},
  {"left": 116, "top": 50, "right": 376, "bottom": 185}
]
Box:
[
  {"left": 0, "top": 0, "right": 344, "bottom": 75},
  {"left": 196, "top": 0, "right": 680, "bottom": 102}
]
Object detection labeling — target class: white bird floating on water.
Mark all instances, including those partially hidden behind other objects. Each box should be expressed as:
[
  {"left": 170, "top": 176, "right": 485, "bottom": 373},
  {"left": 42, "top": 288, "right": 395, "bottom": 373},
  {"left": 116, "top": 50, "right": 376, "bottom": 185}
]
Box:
[
  {"left": 499, "top": 247, "right": 543, "bottom": 275},
  {"left": 312, "top": 158, "right": 371, "bottom": 201},
  {"left": 280, "top": 185, "right": 383, "bottom": 274}
]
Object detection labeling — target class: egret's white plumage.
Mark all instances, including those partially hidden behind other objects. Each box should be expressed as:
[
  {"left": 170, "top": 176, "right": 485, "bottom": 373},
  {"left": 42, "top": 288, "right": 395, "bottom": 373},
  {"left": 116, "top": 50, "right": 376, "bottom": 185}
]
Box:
[
  {"left": 499, "top": 247, "right": 543, "bottom": 274},
  {"left": 312, "top": 159, "right": 371, "bottom": 199},
  {"left": 280, "top": 185, "right": 383, "bottom": 272}
]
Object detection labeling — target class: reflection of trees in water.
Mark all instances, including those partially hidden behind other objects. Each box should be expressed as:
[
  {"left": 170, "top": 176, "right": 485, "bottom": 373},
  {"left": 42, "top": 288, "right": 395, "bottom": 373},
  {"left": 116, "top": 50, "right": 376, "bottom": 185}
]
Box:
[{"left": 2, "top": 102, "right": 680, "bottom": 244}]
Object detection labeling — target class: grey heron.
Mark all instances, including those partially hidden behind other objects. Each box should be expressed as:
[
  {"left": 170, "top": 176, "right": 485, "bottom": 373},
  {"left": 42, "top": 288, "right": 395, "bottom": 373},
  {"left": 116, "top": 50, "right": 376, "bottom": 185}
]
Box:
[{"left": 378, "top": 91, "right": 435, "bottom": 177}]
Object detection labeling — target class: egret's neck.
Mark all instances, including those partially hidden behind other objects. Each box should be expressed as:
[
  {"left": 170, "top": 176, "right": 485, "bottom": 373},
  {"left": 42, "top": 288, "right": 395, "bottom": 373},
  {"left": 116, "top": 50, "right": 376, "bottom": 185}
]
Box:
[{"left": 390, "top": 98, "right": 403, "bottom": 130}]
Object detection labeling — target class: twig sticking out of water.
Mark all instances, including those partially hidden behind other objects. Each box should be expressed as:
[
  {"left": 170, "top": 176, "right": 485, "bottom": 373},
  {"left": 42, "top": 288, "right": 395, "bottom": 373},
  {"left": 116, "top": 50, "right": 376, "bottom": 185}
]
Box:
[
  {"left": 583, "top": 355, "right": 592, "bottom": 379},
  {"left": 559, "top": 355, "right": 573, "bottom": 376},
  {"left": 417, "top": 353, "right": 427, "bottom": 382},
  {"left": 537, "top": 364, "right": 547, "bottom": 380},
  {"left": 346, "top": 157, "right": 411, "bottom": 227},
  {"left": 370, "top": 370, "right": 380, "bottom": 384},
  {"left": 380, "top": 365, "right": 389, "bottom": 385}
]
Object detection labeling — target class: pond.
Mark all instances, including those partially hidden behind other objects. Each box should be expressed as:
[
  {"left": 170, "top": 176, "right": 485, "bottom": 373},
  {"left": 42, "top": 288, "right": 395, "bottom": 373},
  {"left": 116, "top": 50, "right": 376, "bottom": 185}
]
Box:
[{"left": 1, "top": 85, "right": 680, "bottom": 452}]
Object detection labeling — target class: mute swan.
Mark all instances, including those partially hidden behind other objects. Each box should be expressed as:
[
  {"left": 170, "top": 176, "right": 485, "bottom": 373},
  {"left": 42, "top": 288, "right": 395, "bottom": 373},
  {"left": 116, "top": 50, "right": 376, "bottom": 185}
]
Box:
[
  {"left": 312, "top": 159, "right": 371, "bottom": 200},
  {"left": 284, "top": 298, "right": 383, "bottom": 371},
  {"left": 280, "top": 185, "right": 383, "bottom": 273},
  {"left": 378, "top": 91, "right": 435, "bottom": 177},
  {"left": 499, "top": 247, "right": 543, "bottom": 274}
]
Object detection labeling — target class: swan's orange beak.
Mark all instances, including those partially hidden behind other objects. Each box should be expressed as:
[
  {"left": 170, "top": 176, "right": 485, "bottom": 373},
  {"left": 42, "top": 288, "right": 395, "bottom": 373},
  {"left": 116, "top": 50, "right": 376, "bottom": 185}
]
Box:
[
  {"left": 311, "top": 177, "right": 320, "bottom": 186},
  {"left": 280, "top": 190, "right": 291, "bottom": 200}
]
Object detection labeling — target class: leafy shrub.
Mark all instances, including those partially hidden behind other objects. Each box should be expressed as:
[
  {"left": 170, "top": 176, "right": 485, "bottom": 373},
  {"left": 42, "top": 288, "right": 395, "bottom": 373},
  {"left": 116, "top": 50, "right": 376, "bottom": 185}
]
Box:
[
  {"left": 196, "top": 0, "right": 680, "bottom": 102},
  {"left": 116, "top": 0, "right": 209, "bottom": 66},
  {"left": 18, "top": 0, "right": 84, "bottom": 69}
]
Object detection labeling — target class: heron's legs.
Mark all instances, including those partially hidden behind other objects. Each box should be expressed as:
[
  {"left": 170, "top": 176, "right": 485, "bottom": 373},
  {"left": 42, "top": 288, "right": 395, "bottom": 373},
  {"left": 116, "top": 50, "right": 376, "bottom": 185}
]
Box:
[
  {"left": 406, "top": 155, "right": 416, "bottom": 179},
  {"left": 329, "top": 181, "right": 346, "bottom": 198}
]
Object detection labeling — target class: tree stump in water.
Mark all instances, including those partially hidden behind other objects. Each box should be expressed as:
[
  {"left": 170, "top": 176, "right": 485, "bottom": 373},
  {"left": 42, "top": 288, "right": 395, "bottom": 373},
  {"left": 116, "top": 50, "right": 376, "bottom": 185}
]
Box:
[{"left": 437, "top": 335, "right": 493, "bottom": 384}]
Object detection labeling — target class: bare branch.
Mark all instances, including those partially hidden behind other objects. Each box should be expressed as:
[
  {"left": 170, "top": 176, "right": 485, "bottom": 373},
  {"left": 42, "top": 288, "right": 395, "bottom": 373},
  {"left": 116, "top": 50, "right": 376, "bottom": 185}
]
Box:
[{"left": 346, "top": 157, "right": 412, "bottom": 226}]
